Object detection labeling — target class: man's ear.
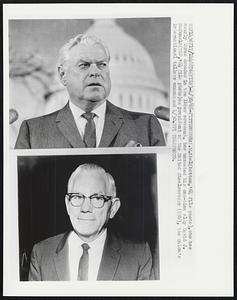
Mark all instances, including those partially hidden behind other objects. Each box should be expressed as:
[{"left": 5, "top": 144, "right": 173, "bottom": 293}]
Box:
[
  {"left": 65, "top": 195, "right": 70, "bottom": 215},
  {"left": 58, "top": 65, "right": 67, "bottom": 86},
  {"left": 109, "top": 198, "right": 121, "bottom": 219}
]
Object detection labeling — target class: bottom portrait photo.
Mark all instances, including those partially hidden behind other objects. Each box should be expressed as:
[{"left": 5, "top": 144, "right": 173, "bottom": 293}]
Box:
[{"left": 17, "top": 153, "right": 159, "bottom": 281}]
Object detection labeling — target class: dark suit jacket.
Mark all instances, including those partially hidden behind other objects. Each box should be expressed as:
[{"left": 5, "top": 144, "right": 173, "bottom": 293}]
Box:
[
  {"left": 28, "top": 232, "right": 154, "bottom": 281},
  {"left": 15, "top": 101, "right": 165, "bottom": 148}
]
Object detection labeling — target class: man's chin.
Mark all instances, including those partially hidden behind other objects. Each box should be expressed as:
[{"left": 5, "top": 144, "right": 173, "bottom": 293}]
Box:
[
  {"left": 86, "top": 95, "right": 106, "bottom": 102},
  {"left": 73, "top": 222, "right": 96, "bottom": 236},
  {"left": 75, "top": 230, "right": 98, "bottom": 241}
]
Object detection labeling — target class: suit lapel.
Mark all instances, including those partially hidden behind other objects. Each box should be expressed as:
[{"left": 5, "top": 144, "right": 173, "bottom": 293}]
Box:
[
  {"left": 55, "top": 103, "right": 85, "bottom": 148},
  {"left": 97, "top": 234, "right": 121, "bottom": 280},
  {"left": 53, "top": 232, "right": 70, "bottom": 281},
  {"left": 99, "top": 101, "right": 124, "bottom": 147}
]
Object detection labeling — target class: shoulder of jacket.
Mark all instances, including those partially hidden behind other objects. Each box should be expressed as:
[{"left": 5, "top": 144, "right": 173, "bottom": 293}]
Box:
[
  {"left": 35, "top": 232, "right": 66, "bottom": 248},
  {"left": 25, "top": 107, "right": 64, "bottom": 124},
  {"left": 108, "top": 101, "right": 154, "bottom": 119}
]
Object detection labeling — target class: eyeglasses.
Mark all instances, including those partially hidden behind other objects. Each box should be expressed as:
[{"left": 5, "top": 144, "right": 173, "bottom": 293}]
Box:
[{"left": 66, "top": 193, "right": 113, "bottom": 208}]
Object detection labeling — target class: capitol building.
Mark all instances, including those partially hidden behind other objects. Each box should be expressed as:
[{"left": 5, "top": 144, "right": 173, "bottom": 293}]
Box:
[
  {"left": 9, "top": 19, "right": 170, "bottom": 147},
  {"left": 87, "top": 19, "right": 168, "bottom": 111}
]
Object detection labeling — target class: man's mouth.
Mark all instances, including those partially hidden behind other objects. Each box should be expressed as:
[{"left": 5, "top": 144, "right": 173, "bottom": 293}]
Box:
[
  {"left": 77, "top": 217, "right": 95, "bottom": 221},
  {"left": 87, "top": 83, "right": 102, "bottom": 87}
]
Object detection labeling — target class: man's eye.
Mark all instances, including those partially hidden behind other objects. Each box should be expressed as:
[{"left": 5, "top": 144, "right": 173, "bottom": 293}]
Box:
[
  {"left": 72, "top": 194, "right": 83, "bottom": 200},
  {"left": 91, "top": 195, "right": 103, "bottom": 201},
  {"left": 97, "top": 62, "right": 107, "bottom": 69},
  {"left": 78, "top": 63, "right": 90, "bottom": 69}
]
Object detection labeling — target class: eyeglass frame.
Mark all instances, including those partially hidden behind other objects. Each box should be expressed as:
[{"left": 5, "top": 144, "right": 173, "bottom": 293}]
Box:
[{"left": 65, "top": 192, "right": 113, "bottom": 208}]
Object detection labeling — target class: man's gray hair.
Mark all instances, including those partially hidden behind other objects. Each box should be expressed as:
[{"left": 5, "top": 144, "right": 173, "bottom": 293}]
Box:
[
  {"left": 68, "top": 163, "right": 116, "bottom": 197},
  {"left": 58, "top": 34, "right": 110, "bottom": 68}
]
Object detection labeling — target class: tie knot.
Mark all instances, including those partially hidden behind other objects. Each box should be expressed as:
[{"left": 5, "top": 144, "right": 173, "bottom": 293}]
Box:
[
  {"left": 82, "top": 112, "right": 96, "bottom": 121},
  {"left": 81, "top": 243, "right": 90, "bottom": 252}
]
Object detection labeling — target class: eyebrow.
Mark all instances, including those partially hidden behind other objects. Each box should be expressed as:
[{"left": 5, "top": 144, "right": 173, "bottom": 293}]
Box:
[
  {"left": 77, "top": 58, "right": 108, "bottom": 64},
  {"left": 68, "top": 192, "right": 105, "bottom": 196},
  {"left": 77, "top": 59, "right": 91, "bottom": 64}
]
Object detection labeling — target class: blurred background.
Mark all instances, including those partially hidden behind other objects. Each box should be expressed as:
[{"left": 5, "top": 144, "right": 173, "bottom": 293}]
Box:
[
  {"left": 9, "top": 18, "right": 171, "bottom": 147},
  {"left": 18, "top": 154, "right": 159, "bottom": 280}
]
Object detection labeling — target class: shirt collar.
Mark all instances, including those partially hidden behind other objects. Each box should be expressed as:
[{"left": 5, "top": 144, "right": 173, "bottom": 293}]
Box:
[
  {"left": 71, "top": 229, "right": 107, "bottom": 248},
  {"left": 69, "top": 100, "right": 107, "bottom": 120}
]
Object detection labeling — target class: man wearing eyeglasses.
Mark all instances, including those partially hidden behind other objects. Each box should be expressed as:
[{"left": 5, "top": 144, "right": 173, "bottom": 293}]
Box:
[
  {"left": 15, "top": 34, "right": 165, "bottom": 149},
  {"left": 28, "top": 163, "right": 154, "bottom": 281}
]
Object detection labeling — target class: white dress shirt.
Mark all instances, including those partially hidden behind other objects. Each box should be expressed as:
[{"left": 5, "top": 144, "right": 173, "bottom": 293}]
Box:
[
  {"left": 67, "top": 230, "right": 107, "bottom": 281},
  {"left": 69, "top": 100, "right": 106, "bottom": 147}
]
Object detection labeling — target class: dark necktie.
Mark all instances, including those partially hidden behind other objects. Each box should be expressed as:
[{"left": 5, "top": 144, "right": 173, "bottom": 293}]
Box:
[
  {"left": 77, "top": 243, "right": 90, "bottom": 280},
  {"left": 82, "top": 112, "right": 96, "bottom": 147}
]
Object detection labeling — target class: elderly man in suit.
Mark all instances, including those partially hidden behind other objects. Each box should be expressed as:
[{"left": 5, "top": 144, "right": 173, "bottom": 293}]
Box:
[
  {"left": 15, "top": 34, "right": 165, "bottom": 149},
  {"left": 29, "top": 163, "right": 154, "bottom": 281}
]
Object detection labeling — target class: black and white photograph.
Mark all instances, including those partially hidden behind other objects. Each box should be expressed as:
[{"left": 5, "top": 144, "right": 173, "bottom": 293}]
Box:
[
  {"left": 4, "top": 3, "right": 233, "bottom": 297},
  {"left": 17, "top": 153, "right": 159, "bottom": 281},
  {"left": 9, "top": 17, "right": 171, "bottom": 149}
]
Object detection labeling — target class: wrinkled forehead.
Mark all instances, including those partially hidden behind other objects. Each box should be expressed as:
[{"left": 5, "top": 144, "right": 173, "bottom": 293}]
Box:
[
  {"left": 68, "top": 42, "right": 109, "bottom": 62},
  {"left": 68, "top": 169, "right": 108, "bottom": 193}
]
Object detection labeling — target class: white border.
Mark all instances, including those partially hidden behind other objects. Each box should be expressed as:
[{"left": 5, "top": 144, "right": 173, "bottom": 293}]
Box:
[{"left": 3, "top": 3, "right": 233, "bottom": 296}]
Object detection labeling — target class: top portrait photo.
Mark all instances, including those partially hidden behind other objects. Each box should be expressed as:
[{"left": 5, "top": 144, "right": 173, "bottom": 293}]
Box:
[{"left": 9, "top": 18, "right": 171, "bottom": 149}]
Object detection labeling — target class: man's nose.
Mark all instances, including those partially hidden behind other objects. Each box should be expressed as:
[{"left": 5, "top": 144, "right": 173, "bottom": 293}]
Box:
[
  {"left": 88, "top": 63, "right": 100, "bottom": 77},
  {"left": 80, "top": 197, "right": 93, "bottom": 213}
]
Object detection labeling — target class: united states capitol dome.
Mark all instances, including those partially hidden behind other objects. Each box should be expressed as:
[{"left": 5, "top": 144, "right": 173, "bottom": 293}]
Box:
[{"left": 85, "top": 19, "right": 168, "bottom": 113}]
